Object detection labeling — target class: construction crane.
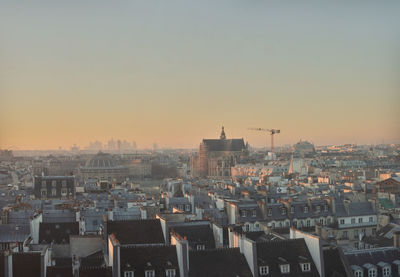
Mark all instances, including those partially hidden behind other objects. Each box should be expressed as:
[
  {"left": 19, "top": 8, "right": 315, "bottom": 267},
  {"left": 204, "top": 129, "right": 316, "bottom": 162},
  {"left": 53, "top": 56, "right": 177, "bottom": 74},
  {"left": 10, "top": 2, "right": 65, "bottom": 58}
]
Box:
[{"left": 248, "top": 128, "right": 281, "bottom": 153}]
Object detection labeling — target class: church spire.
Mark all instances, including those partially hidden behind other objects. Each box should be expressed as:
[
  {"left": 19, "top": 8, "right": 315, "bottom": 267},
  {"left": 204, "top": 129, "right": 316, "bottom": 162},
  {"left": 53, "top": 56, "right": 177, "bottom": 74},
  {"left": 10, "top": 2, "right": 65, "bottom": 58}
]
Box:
[{"left": 220, "top": 126, "right": 226, "bottom": 140}]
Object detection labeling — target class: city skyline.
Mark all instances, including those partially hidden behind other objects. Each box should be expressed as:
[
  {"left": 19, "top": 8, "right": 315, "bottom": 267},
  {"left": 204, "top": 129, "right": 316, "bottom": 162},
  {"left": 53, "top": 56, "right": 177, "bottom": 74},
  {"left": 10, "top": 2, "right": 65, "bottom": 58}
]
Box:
[{"left": 1, "top": 1, "right": 400, "bottom": 150}]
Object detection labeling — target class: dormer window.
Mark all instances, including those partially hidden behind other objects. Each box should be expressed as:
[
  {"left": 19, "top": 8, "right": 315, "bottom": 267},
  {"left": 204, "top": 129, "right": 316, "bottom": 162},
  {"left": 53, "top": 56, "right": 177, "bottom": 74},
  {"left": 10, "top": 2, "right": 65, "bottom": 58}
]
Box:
[
  {"left": 267, "top": 209, "right": 272, "bottom": 216},
  {"left": 280, "top": 264, "right": 290, "bottom": 274},
  {"left": 197, "top": 244, "right": 205, "bottom": 250},
  {"left": 145, "top": 270, "right": 155, "bottom": 277},
  {"left": 354, "top": 270, "right": 363, "bottom": 277},
  {"left": 304, "top": 207, "right": 308, "bottom": 213},
  {"left": 324, "top": 205, "right": 328, "bottom": 212},
  {"left": 252, "top": 210, "right": 257, "bottom": 217},
  {"left": 290, "top": 207, "right": 294, "bottom": 214},
  {"left": 124, "top": 272, "right": 134, "bottom": 277},
  {"left": 368, "top": 268, "right": 376, "bottom": 277},
  {"left": 241, "top": 210, "right": 247, "bottom": 217},
  {"left": 185, "top": 205, "right": 191, "bottom": 211},
  {"left": 166, "top": 269, "right": 176, "bottom": 277},
  {"left": 382, "top": 267, "right": 390, "bottom": 277},
  {"left": 259, "top": 265, "right": 269, "bottom": 275},
  {"left": 281, "top": 208, "right": 286, "bottom": 215},
  {"left": 301, "top": 263, "right": 311, "bottom": 272},
  {"left": 316, "top": 206, "right": 320, "bottom": 212}
]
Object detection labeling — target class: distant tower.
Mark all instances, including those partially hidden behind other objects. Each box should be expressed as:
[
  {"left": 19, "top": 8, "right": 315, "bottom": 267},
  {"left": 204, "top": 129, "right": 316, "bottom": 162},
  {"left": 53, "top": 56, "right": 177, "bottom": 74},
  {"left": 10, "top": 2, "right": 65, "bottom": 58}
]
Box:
[
  {"left": 220, "top": 126, "right": 226, "bottom": 140},
  {"left": 288, "top": 154, "right": 294, "bottom": 174}
]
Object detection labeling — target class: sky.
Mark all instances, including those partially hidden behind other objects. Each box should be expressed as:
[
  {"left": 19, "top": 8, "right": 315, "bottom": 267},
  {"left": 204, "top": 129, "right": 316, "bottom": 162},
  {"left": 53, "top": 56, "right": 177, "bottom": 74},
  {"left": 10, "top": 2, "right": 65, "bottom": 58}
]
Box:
[{"left": 1, "top": 1, "right": 399, "bottom": 150}]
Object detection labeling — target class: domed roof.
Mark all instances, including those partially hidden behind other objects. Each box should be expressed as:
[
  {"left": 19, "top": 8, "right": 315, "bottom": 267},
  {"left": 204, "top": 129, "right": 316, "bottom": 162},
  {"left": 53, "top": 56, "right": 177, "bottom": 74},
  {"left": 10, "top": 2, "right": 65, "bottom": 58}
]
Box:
[{"left": 84, "top": 152, "right": 118, "bottom": 168}]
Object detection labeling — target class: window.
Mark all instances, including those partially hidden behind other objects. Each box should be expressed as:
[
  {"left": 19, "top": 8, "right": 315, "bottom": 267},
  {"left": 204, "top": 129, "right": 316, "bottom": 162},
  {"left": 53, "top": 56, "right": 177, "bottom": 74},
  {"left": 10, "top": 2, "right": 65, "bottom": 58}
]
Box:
[
  {"left": 324, "top": 205, "right": 328, "bottom": 212},
  {"left": 166, "top": 269, "right": 176, "bottom": 277},
  {"left": 259, "top": 266, "right": 269, "bottom": 275},
  {"left": 61, "top": 180, "right": 67, "bottom": 186},
  {"left": 61, "top": 188, "right": 67, "bottom": 196},
  {"left": 178, "top": 205, "right": 183, "bottom": 210},
  {"left": 241, "top": 210, "right": 246, "bottom": 217},
  {"left": 368, "top": 268, "right": 376, "bottom": 277},
  {"left": 372, "top": 228, "right": 376, "bottom": 236},
  {"left": 306, "top": 220, "right": 310, "bottom": 227},
  {"left": 362, "top": 228, "right": 366, "bottom": 234},
  {"left": 185, "top": 205, "right": 191, "bottom": 211},
  {"left": 354, "top": 242, "right": 359, "bottom": 249},
  {"left": 281, "top": 208, "right": 286, "bottom": 215},
  {"left": 304, "top": 207, "right": 308, "bottom": 213},
  {"left": 358, "top": 218, "right": 363, "bottom": 223},
  {"left": 343, "top": 231, "right": 348, "bottom": 239},
  {"left": 354, "top": 230, "right": 358, "bottom": 239},
  {"left": 196, "top": 244, "right": 205, "bottom": 250},
  {"left": 41, "top": 189, "right": 47, "bottom": 196},
  {"left": 280, "top": 264, "right": 290, "bottom": 274},
  {"left": 252, "top": 210, "right": 257, "bottom": 217},
  {"left": 319, "top": 218, "right": 324, "bottom": 225},
  {"left": 245, "top": 224, "right": 250, "bottom": 232},
  {"left": 382, "top": 267, "right": 390, "bottom": 276},
  {"left": 52, "top": 180, "right": 57, "bottom": 187},
  {"left": 52, "top": 188, "right": 57, "bottom": 196},
  {"left": 267, "top": 209, "right": 272, "bottom": 216},
  {"left": 354, "top": 270, "right": 363, "bottom": 277},
  {"left": 301, "top": 263, "right": 310, "bottom": 272},
  {"left": 340, "top": 219, "right": 345, "bottom": 225},
  {"left": 316, "top": 206, "right": 320, "bottom": 212},
  {"left": 124, "top": 271, "right": 134, "bottom": 277},
  {"left": 369, "top": 217, "right": 373, "bottom": 222},
  {"left": 290, "top": 207, "right": 294, "bottom": 214},
  {"left": 41, "top": 181, "right": 46, "bottom": 187},
  {"left": 145, "top": 270, "right": 155, "bottom": 277},
  {"left": 351, "top": 218, "right": 356, "bottom": 224}
]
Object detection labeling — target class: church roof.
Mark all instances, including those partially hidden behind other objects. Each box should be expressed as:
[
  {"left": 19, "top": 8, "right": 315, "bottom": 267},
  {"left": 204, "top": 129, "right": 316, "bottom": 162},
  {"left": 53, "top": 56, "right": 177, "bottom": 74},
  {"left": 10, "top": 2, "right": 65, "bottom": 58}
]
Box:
[{"left": 202, "top": 139, "right": 245, "bottom": 152}]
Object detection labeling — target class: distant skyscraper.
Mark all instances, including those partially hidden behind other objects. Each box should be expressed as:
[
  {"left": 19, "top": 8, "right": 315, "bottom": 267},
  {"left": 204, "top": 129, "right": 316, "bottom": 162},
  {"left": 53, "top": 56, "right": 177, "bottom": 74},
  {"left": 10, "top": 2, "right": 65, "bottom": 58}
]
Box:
[{"left": 132, "top": 141, "right": 137, "bottom": 149}]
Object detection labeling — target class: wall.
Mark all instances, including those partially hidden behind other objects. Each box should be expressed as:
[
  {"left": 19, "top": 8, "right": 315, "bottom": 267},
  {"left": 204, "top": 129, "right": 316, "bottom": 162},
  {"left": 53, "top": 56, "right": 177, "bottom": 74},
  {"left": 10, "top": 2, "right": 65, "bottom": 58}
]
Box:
[{"left": 240, "top": 237, "right": 257, "bottom": 277}]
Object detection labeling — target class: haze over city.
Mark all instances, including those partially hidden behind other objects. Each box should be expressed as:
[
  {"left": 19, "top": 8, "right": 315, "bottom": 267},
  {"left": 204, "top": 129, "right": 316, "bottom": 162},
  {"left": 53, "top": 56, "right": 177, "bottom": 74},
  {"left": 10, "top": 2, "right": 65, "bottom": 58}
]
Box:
[{"left": 1, "top": 1, "right": 400, "bottom": 150}]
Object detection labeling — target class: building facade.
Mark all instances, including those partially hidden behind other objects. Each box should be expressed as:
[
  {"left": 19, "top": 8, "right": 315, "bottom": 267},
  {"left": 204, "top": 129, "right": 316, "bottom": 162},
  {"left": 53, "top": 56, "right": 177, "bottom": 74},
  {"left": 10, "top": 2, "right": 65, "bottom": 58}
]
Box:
[{"left": 34, "top": 176, "right": 75, "bottom": 199}]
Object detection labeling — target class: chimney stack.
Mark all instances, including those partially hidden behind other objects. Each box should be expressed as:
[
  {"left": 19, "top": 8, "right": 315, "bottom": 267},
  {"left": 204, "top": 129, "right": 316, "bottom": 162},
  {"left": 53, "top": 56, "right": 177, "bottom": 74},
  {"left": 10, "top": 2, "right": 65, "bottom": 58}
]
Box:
[{"left": 394, "top": 231, "right": 400, "bottom": 248}]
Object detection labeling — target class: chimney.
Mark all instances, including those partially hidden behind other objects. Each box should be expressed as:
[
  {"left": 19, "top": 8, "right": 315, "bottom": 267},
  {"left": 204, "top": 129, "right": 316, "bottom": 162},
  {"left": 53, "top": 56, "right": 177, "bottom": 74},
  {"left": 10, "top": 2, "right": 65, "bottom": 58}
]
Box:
[
  {"left": 175, "top": 237, "right": 189, "bottom": 277},
  {"left": 394, "top": 231, "right": 400, "bottom": 248}
]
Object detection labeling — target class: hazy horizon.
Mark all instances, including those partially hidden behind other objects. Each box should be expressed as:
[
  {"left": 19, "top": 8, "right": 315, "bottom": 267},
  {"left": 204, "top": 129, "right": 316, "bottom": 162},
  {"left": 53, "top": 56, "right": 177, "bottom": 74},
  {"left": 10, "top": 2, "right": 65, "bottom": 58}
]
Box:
[{"left": 1, "top": 1, "right": 399, "bottom": 150}]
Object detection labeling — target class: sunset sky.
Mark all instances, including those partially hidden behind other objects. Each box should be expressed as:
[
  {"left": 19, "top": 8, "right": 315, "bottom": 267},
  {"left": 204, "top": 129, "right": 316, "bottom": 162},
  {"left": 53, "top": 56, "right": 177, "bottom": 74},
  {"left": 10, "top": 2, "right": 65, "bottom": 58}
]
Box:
[{"left": 1, "top": 1, "right": 399, "bottom": 150}]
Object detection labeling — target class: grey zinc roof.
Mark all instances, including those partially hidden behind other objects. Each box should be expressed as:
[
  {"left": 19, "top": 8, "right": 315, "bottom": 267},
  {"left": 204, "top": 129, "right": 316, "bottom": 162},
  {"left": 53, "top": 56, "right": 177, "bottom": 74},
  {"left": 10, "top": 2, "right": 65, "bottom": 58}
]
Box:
[
  {"left": 8, "top": 210, "right": 35, "bottom": 225},
  {"left": 345, "top": 248, "right": 400, "bottom": 266},
  {"left": 335, "top": 201, "right": 375, "bottom": 217},
  {"left": 202, "top": 138, "right": 245, "bottom": 152},
  {"left": 0, "top": 224, "right": 30, "bottom": 242}
]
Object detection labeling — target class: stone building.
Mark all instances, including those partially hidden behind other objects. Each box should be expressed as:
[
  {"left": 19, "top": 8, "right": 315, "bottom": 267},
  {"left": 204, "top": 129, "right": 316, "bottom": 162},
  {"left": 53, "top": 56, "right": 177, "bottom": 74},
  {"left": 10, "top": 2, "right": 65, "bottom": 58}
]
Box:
[
  {"left": 34, "top": 175, "right": 75, "bottom": 199},
  {"left": 79, "top": 152, "right": 128, "bottom": 183},
  {"left": 191, "top": 127, "right": 247, "bottom": 178}
]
